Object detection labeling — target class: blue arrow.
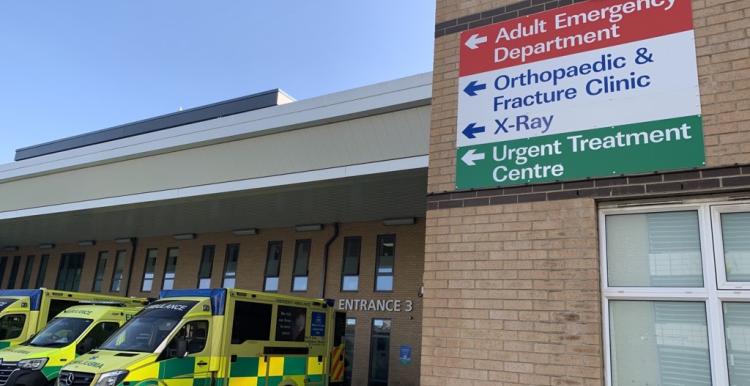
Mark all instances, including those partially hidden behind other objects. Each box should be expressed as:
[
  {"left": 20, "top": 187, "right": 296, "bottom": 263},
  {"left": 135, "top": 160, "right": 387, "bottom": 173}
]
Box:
[
  {"left": 463, "top": 81, "right": 486, "bottom": 96},
  {"left": 462, "top": 123, "right": 485, "bottom": 139}
]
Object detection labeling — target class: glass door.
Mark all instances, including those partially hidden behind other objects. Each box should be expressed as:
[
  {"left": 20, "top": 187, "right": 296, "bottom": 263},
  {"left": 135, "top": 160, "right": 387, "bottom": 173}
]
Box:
[{"left": 368, "top": 319, "right": 391, "bottom": 386}]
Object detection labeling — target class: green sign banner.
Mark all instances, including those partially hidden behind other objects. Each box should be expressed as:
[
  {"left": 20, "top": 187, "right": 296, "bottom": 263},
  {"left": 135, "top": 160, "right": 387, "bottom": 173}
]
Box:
[{"left": 456, "top": 115, "right": 705, "bottom": 190}]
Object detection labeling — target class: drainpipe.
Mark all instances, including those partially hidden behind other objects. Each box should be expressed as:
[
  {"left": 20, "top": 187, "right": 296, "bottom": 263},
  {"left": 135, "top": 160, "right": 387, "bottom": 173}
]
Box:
[
  {"left": 124, "top": 237, "right": 138, "bottom": 297},
  {"left": 320, "top": 223, "right": 339, "bottom": 299}
]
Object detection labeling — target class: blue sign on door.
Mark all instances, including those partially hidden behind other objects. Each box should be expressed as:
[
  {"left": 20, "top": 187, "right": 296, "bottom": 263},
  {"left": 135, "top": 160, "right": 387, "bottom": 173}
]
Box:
[
  {"left": 400, "top": 345, "right": 412, "bottom": 365},
  {"left": 311, "top": 312, "right": 326, "bottom": 337}
]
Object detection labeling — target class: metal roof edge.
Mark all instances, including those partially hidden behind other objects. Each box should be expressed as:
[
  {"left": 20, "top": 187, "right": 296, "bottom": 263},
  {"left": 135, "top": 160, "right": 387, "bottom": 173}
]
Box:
[
  {"left": 0, "top": 72, "right": 433, "bottom": 184},
  {"left": 15, "top": 89, "right": 286, "bottom": 161}
]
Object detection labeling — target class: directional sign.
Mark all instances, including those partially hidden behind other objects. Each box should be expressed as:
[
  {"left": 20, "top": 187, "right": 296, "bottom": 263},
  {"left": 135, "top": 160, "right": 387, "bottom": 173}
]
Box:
[{"left": 455, "top": 0, "right": 705, "bottom": 190}]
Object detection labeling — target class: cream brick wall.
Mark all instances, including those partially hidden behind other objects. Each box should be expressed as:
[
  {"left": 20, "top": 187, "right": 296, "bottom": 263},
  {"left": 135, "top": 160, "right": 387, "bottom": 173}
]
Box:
[
  {"left": 428, "top": 0, "right": 750, "bottom": 193},
  {"left": 421, "top": 199, "right": 601, "bottom": 386}
]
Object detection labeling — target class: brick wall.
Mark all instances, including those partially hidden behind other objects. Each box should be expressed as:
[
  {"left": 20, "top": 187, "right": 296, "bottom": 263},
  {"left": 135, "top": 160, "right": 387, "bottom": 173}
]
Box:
[
  {"left": 428, "top": 0, "right": 750, "bottom": 194},
  {"left": 7, "top": 219, "right": 425, "bottom": 386},
  {"left": 421, "top": 199, "right": 601, "bottom": 386},
  {"left": 423, "top": 0, "right": 750, "bottom": 384}
]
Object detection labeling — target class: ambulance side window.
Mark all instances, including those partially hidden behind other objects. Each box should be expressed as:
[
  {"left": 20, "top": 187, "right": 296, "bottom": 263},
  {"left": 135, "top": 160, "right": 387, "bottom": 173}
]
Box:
[
  {"left": 47, "top": 300, "right": 79, "bottom": 321},
  {"left": 164, "top": 320, "right": 209, "bottom": 359},
  {"left": 231, "top": 301, "right": 272, "bottom": 344},
  {"left": 77, "top": 322, "right": 119, "bottom": 355},
  {"left": 0, "top": 314, "right": 26, "bottom": 340}
]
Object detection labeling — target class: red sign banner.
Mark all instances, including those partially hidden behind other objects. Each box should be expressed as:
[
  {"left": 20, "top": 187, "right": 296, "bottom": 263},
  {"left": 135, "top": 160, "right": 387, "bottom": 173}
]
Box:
[{"left": 459, "top": 0, "right": 694, "bottom": 76}]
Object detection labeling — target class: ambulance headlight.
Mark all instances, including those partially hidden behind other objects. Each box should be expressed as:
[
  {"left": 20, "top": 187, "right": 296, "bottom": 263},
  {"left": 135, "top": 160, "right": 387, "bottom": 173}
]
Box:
[
  {"left": 18, "top": 358, "right": 47, "bottom": 370},
  {"left": 95, "top": 370, "right": 128, "bottom": 386}
]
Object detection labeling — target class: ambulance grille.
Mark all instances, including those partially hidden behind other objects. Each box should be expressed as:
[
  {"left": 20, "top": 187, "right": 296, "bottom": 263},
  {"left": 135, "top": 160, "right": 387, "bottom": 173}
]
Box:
[
  {"left": 0, "top": 361, "right": 18, "bottom": 386},
  {"left": 58, "top": 371, "right": 96, "bottom": 386}
]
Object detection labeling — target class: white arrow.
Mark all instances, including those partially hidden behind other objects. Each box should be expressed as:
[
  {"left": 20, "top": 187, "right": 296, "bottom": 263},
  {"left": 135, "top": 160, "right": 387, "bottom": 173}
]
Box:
[
  {"left": 465, "top": 34, "right": 487, "bottom": 50},
  {"left": 461, "top": 149, "right": 485, "bottom": 166}
]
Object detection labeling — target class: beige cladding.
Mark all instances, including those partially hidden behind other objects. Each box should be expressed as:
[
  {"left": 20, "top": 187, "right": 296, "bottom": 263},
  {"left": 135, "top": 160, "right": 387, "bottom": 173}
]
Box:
[{"left": 0, "top": 105, "right": 430, "bottom": 213}]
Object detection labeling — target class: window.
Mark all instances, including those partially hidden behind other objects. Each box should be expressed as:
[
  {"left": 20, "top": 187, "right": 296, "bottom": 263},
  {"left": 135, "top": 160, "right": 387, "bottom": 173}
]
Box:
[
  {"left": 7, "top": 256, "right": 20, "bottom": 289},
  {"left": 275, "top": 305, "right": 306, "bottom": 342},
  {"left": 21, "top": 256, "right": 34, "bottom": 289},
  {"left": 601, "top": 202, "right": 750, "bottom": 386},
  {"left": 231, "top": 301, "right": 272, "bottom": 343},
  {"left": 292, "top": 240, "right": 311, "bottom": 292},
  {"left": 47, "top": 299, "right": 79, "bottom": 321},
  {"left": 222, "top": 244, "right": 239, "bottom": 288},
  {"left": 0, "top": 257, "right": 7, "bottom": 288},
  {"left": 264, "top": 241, "right": 282, "bottom": 292},
  {"left": 341, "top": 237, "right": 361, "bottom": 292},
  {"left": 344, "top": 318, "right": 357, "bottom": 386},
  {"left": 368, "top": 319, "right": 391, "bottom": 386},
  {"left": 165, "top": 320, "right": 209, "bottom": 357},
  {"left": 723, "top": 302, "right": 750, "bottom": 385},
  {"left": 716, "top": 209, "right": 750, "bottom": 287},
  {"left": 77, "top": 322, "right": 120, "bottom": 355},
  {"left": 197, "top": 246, "right": 214, "bottom": 289},
  {"left": 35, "top": 255, "right": 49, "bottom": 288},
  {"left": 141, "top": 249, "right": 158, "bottom": 292},
  {"left": 375, "top": 235, "right": 395, "bottom": 292},
  {"left": 0, "top": 314, "right": 26, "bottom": 340},
  {"left": 110, "top": 251, "right": 126, "bottom": 293},
  {"left": 162, "top": 248, "right": 178, "bottom": 290},
  {"left": 100, "top": 300, "right": 196, "bottom": 353},
  {"left": 92, "top": 252, "right": 108, "bottom": 292},
  {"left": 30, "top": 317, "right": 93, "bottom": 348},
  {"left": 56, "top": 253, "right": 84, "bottom": 291}
]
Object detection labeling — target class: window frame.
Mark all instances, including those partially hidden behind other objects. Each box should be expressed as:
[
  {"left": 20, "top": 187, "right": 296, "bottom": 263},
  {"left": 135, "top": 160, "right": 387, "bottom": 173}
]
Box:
[
  {"left": 711, "top": 203, "right": 750, "bottom": 290},
  {"left": 197, "top": 245, "right": 215, "bottom": 289},
  {"left": 291, "top": 239, "right": 311, "bottom": 292},
  {"left": 374, "top": 235, "right": 396, "bottom": 292},
  {"left": 599, "top": 201, "right": 750, "bottom": 386},
  {"left": 92, "top": 251, "right": 108, "bottom": 292},
  {"left": 344, "top": 317, "right": 357, "bottom": 386},
  {"left": 0, "top": 257, "right": 7, "bottom": 288},
  {"left": 141, "top": 248, "right": 158, "bottom": 292},
  {"left": 110, "top": 250, "right": 126, "bottom": 293},
  {"left": 56, "top": 253, "right": 84, "bottom": 291},
  {"left": 7, "top": 256, "right": 20, "bottom": 289},
  {"left": 263, "top": 241, "right": 283, "bottom": 292},
  {"left": 35, "top": 254, "right": 49, "bottom": 288},
  {"left": 222, "top": 244, "right": 240, "bottom": 289},
  {"left": 161, "top": 247, "right": 179, "bottom": 291},
  {"left": 21, "top": 255, "right": 34, "bottom": 289},
  {"left": 341, "top": 237, "right": 361, "bottom": 292}
]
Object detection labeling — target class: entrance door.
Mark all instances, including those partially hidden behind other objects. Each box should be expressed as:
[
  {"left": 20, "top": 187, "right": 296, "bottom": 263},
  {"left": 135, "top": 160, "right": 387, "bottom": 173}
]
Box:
[
  {"left": 56, "top": 253, "right": 84, "bottom": 291},
  {"left": 368, "top": 319, "right": 391, "bottom": 386}
]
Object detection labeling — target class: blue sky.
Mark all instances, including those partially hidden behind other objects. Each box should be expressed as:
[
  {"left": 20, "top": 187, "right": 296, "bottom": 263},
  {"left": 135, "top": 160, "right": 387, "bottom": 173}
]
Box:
[{"left": 0, "top": 1, "right": 435, "bottom": 163}]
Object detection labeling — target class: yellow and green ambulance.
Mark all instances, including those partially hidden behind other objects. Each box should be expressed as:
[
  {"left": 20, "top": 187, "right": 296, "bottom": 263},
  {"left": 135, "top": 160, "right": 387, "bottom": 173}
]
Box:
[
  {"left": 60, "top": 288, "right": 347, "bottom": 386},
  {"left": 0, "top": 289, "right": 148, "bottom": 349},
  {"left": 0, "top": 304, "right": 143, "bottom": 386}
]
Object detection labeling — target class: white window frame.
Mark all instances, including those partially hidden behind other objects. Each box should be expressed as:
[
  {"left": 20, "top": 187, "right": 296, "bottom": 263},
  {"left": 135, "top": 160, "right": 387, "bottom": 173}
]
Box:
[
  {"left": 600, "top": 201, "right": 750, "bottom": 386},
  {"left": 711, "top": 204, "right": 750, "bottom": 290}
]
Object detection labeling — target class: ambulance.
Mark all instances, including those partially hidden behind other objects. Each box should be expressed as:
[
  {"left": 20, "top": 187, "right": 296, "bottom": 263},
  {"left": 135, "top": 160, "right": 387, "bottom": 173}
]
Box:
[
  {"left": 0, "top": 289, "right": 148, "bottom": 349},
  {"left": 60, "top": 288, "right": 347, "bottom": 386},
  {"left": 0, "top": 304, "right": 143, "bottom": 386}
]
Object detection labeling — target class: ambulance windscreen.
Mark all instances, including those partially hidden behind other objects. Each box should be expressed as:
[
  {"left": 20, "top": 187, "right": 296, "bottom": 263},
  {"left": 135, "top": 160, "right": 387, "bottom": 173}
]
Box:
[
  {"left": 28, "top": 317, "right": 94, "bottom": 347},
  {"left": 99, "top": 300, "right": 197, "bottom": 353}
]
